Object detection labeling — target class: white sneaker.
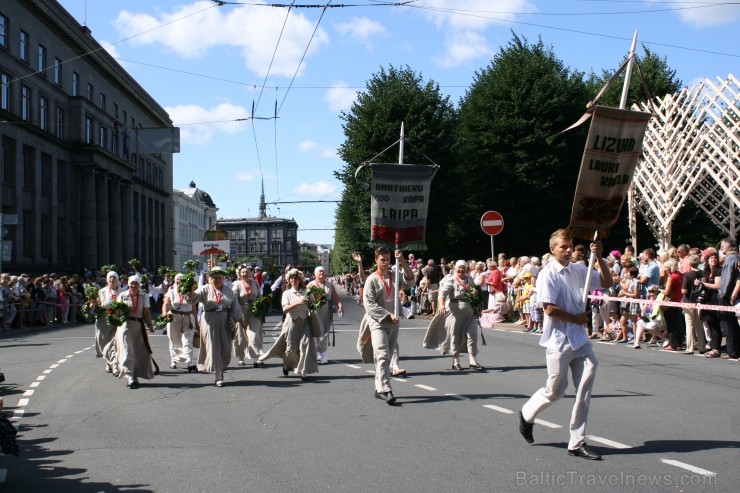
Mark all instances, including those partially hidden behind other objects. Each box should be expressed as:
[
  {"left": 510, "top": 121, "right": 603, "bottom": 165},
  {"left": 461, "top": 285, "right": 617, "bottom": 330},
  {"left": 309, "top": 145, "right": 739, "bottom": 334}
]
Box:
[
  {"left": 169, "top": 362, "right": 177, "bottom": 369},
  {"left": 319, "top": 352, "right": 329, "bottom": 365},
  {"left": 238, "top": 360, "right": 245, "bottom": 366}
]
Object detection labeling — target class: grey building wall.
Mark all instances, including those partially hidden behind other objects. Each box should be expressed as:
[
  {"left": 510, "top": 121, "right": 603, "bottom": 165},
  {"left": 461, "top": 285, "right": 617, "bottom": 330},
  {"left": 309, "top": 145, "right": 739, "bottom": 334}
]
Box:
[{"left": 0, "top": 0, "right": 174, "bottom": 273}]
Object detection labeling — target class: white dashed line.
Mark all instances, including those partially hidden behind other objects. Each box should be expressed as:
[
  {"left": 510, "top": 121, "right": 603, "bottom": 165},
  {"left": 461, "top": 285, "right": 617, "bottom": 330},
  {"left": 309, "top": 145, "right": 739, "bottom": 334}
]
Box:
[
  {"left": 586, "top": 435, "right": 632, "bottom": 449},
  {"left": 22, "top": 390, "right": 34, "bottom": 397},
  {"left": 36, "top": 375, "right": 46, "bottom": 381},
  {"left": 49, "top": 364, "right": 60, "bottom": 369},
  {"left": 445, "top": 393, "right": 470, "bottom": 401},
  {"left": 75, "top": 350, "right": 84, "bottom": 354},
  {"left": 415, "top": 384, "right": 437, "bottom": 391},
  {"left": 661, "top": 459, "right": 717, "bottom": 477},
  {"left": 65, "top": 354, "right": 74, "bottom": 358},
  {"left": 42, "top": 369, "right": 52, "bottom": 374},
  {"left": 57, "top": 359, "right": 67, "bottom": 363},
  {"left": 534, "top": 419, "right": 562, "bottom": 429},
  {"left": 11, "top": 410, "right": 24, "bottom": 421},
  {"left": 345, "top": 364, "right": 361, "bottom": 369},
  {"left": 17, "top": 398, "right": 29, "bottom": 407},
  {"left": 483, "top": 404, "right": 514, "bottom": 414},
  {"left": 29, "top": 381, "right": 40, "bottom": 388},
  {"left": 392, "top": 377, "right": 407, "bottom": 382},
  {"left": 365, "top": 370, "right": 375, "bottom": 374}
]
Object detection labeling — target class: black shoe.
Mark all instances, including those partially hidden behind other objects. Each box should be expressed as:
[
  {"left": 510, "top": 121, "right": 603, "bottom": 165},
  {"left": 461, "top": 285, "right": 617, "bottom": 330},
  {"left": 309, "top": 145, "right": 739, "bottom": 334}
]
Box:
[
  {"left": 282, "top": 365, "right": 289, "bottom": 376},
  {"left": 105, "top": 366, "right": 113, "bottom": 373},
  {"left": 254, "top": 361, "right": 264, "bottom": 368},
  {"left": 469, "top": 363, "right": 485, "bottom": 371},
  {"left": 568, "top": 444, "right": 602, "bottom": 460},
  {"left": 519, "top": 411, "right": 534, "bottom": 443},
  {"left": 128, "top": 379, "right": 139, "bottom": 389},
  {"left": 187, "top": 365, "right": 198, "bottom": 373},
  {"left": 300, "top": 376, "right": 308, "bottom": 381},
  {"left": 452, "top": 362, "right": 463, "bottom": 371},
  {"left": 374, "top": 391, "right": 396, "bottom": 404}
]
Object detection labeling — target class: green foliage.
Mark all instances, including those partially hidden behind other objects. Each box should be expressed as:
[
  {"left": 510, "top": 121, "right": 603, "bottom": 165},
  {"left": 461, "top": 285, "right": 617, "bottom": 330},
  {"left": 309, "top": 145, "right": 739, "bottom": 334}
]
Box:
[
  {"left": 99, "top": 264, "right": 119, "bottom": 276},
  {"left": 183, "top": 260, "right": 200, "bottom": 272},
  {"left": 299, "top": 251, "right": 320, "bottom": 271}
]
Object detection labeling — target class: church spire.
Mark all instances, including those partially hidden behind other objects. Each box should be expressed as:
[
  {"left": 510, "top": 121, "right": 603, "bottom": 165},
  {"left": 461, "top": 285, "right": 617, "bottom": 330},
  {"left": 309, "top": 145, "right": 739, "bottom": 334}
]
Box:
[{"left": 258, "top": 178, "right": 267, "bottom": 218}]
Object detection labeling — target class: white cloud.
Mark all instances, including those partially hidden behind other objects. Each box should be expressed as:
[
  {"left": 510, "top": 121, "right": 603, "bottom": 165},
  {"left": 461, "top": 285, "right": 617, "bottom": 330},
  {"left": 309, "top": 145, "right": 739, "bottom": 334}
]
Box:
[
  {"left": 419, "top": 0, "right": 537, "bottom": 30},
  {"left": 321, "top": 148, "right": 338, "bottom": 159},
  {"left": 434, "top": 31, "right": 493, "bottom": 68},
  {"left": 299, "top": 140, "right": 320, "bottom": 152},
  {"left": 234, "top": 170, "right": 259, "bottom": 182},
  {"left": 293, "top": 181, "right": 337, "bottom": 196},
  {"left": 324, "top": 81, "right": 359, "bottom": 113},
  {"left": 114, "top": 1, "right": 329, "bottom": 77},
  {"left": 165, "top": 102, "right": 249, "bottom": 145},
  {"left": 675, "top": 3, "right": 740, "bottom": 27},
  {"left": 334, "top": 16, "right": 387, "bottom": 48},
  {"left": 101, "top": 40, "right": 122, "bottom": 59}
]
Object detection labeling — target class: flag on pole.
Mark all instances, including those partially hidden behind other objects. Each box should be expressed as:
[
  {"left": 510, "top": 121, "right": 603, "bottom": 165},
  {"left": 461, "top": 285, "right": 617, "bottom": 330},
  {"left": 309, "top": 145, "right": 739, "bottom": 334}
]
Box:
[
  {"left": 566, "top": 105, "right": 652, "bottom": 239},
  {"left": 369, "top": 163, "right": 437, "bottom": 249}
]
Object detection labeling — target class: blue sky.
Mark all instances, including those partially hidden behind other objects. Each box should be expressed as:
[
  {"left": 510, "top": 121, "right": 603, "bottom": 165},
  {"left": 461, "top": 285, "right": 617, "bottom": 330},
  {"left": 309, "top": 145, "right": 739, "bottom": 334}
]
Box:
[{"left": 55, "top": 0, "right": 739, "bottom": 245}]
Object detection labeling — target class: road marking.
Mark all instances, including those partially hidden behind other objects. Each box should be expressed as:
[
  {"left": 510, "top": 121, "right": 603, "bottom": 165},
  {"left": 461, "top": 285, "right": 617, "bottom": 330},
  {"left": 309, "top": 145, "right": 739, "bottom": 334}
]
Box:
[
  {"left": 534, "top": 418, "right": 562, "bottom": 429},
  {"left": 392, "top": 377, "right": 407, "bottom": 382},
  {"left": 365, "top": 370, "right": 375, "bottom": 374},
  {"left": 586, "top": 435, "right": 632, "bottom": 449},
  {"left": 22, "top": 390, "right": 34, "bottom": 397},
  {"left": 57, "top": 359, "right": 67, "bottom": 363},
  {"left": 661, "top": 459, "right": 717, "bottom": 477},
  {"left": 483, "top": 404, "right": 514, "bottom": 414},
  {"left": 36, "top": 375, "right": 46, "bottom": 381},
  {"left": 345, "top": 364, "right": 361, "bottom": 369},
  {"left": 415, "top": 384, "right": 437, "bottom": 391},
  {"left": 29, "top": 382, "right": 40, "bottom": 388},
  {"left": 50, "top": 364, "right": 60, "bottom": 369},
  {"left": 493, "top": 329, "right": 506, "bottom": 332},
  {"left": 65, "top": 354, "right": 74, "bottom": 358},
  {"left": 11, "top": 410, "right": 23, "bottom": 421},
  {"left": 17, "top": 398, "right": 29, "bottom": 407},
  {"left": 43, "top": 369, "right": 53, "bottom": 374},
  {"left": 445, "top": 393, "right": 470, "bottom": 401},
  {"left": 75, "top": 350, "right": 84, "bottom": 354}
]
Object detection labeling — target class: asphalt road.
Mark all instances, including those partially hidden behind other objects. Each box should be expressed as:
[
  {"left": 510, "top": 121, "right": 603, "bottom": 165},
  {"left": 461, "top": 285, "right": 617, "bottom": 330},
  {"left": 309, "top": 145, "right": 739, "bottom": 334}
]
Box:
[{"left": 1, "top": 291, "right": 738, "bottom": 492}]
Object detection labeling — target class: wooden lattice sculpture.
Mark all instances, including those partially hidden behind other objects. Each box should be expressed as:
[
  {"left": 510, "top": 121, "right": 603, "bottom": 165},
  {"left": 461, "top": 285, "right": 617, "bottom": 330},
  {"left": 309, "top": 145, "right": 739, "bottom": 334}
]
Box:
[{"left": 631, "top": 74, "right": 739, "bottom": 249}]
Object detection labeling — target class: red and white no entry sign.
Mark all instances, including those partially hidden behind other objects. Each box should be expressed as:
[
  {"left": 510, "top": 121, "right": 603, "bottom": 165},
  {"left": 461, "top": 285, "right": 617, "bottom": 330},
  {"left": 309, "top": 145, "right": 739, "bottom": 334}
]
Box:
[{"left": 480, "top": 211, "right": 504, "bottom": 236}]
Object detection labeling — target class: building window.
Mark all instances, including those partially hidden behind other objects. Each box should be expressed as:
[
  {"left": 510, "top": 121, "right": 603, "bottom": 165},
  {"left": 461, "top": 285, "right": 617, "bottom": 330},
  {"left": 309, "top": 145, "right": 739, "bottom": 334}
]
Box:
[
  {"left": 0, "top": 14, "right": 8, "bottom": 48},
  {"left": 272, "top": 242, "right": 282, "bottom": 253},
  {"left": 57, "top": 160, "right": 67, "bottom": 202},
  {"left": 23, "top": 145, "right": 35, "bottom": 191},
  {"left": 1, "top": 73, "right": 9, "bottom": 111},
  {"left": 85, "top": 116, "right": 93, "bottom": 144},
  {"left": 72, "top": 72, "right": 79, "bottom": 96},
  {"left": 23, "top": 211, "right": 34, "bottom": 256},
  {"left": 38, "top": 44, "right": 47, "bottom": 73},
  {"left": 54, "top": 58, "right": 62, "bottom": 85},
  {"left": 2, "top": 136, "right": 16, "bottom": 186},
  {"left": 113, "top": 103, "right": 118, "bottom": 119},
  {"left": 112, "top": 126, "right": 118, "bottom": 155},
  {"left": 41, "top": 153, "right": 52, "bottom": 196},
  {"left": 20, "top": 31, "right": 29, "bottom": 62},
  {"left": 41, "top": 214, "right": 51, "bottom": 258},
  {"left": 99, "top": 126, "right": 107, "bottom": 149},
  {"left": 99, "top": 92, "right": 106, "bottom": 111},
  {"left": 55, "top": 106, "right": 64, "bottom": 139},
  {"left": 39, "top": 96, "right": 48, "bottom": 130},
  {"left": 21, "top": 85, "right": 31, "bottom": 121},
  {"left": 86, "top": 83, "right": 93, "bottom": 101}
]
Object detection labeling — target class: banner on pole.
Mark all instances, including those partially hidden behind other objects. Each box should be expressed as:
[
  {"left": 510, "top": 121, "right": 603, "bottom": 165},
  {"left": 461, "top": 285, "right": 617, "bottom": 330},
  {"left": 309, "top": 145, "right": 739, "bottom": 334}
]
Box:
[
  {"left": 567, "top": 105, "right": 652, "bottom": 239},
  {"left": 370, "top": 163, "right": 437, "bottom": 248}
]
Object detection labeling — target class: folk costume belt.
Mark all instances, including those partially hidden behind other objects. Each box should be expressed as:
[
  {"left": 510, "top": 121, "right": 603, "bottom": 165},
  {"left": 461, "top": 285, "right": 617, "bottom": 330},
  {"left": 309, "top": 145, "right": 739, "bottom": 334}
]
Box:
[{"left": 171, "top": 309, "right": 191, "bottom": 315}]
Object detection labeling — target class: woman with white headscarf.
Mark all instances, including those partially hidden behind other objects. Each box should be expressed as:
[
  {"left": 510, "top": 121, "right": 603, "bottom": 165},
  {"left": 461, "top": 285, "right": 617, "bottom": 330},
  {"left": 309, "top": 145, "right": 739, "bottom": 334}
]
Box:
[
  {"left": 114, "top": 275, "right": 158, "bottom": 388},
  {"left": 259, "top": 268, "right": 319, "bottom": 380},
  {"left": 187, "top": 267, "right": 245, "bottom": 387},
  {"left": 162, "top": 273, "right": 198, "bottom": 372},
  {"left": 93, "top": 271, "right": 122, "bottom": 374},
  {"left": 306, "top": 265, "right": 343, "bottom": 364},
  {"left": 423, "top": 260, "right": 485, "bottom": 371}
]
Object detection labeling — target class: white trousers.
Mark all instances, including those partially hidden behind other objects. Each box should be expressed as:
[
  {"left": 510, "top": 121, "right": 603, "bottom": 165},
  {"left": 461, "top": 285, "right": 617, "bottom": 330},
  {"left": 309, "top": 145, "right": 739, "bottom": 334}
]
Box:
[
  {"left": 168, "top": 313, "right": 194, "bottom": 365},
  {"left": 522, "top": 342, "right": 598, "bottom": 450},
  {"left": 371, "top": 325, "right": 399, "bottom": 393}
]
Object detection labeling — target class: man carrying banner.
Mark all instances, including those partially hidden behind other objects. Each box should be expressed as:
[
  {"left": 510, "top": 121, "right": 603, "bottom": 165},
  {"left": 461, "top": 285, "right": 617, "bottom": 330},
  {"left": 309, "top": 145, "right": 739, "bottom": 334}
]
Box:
[
  {"left": 363, "top": 247, "right": 413, "bottom": 404},
  {"left": 518, "top": 229, "right": 612, "bottom": 460}
]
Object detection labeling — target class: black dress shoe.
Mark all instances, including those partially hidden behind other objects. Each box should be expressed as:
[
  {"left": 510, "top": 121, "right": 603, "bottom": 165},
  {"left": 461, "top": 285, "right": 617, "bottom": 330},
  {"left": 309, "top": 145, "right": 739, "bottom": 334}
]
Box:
[
  {"left": 469, "top": 363, "right": 485, "bottom": 371},
  {"left": 374, "top": 391, "right": 396, "bottom": 404},
  {"left": 187, "top": 365, "right": 198, "bottom": 373},
  {"left": 519, "top": 411, "right": 534, "bottom": 443},
  {"left": 568, "top": 444, "right": 602, "bottom": 460},
  {"left": 452, "top": 362, "right": 463, "bottom": 371},
  {"left": 128, "top": 379, "right": 139, "bottom": 389},
  {"left": 254, "top": 361, "right": 264, "bottom": 368},
  {"left": 282, "top": 365, "right": 289, "bottom": 376}
]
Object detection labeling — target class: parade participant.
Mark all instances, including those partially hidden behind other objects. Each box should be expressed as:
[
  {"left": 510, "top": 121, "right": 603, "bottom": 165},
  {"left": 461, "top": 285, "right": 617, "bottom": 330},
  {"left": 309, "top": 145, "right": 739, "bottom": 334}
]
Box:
[
  {"left": 162, "top": 274, "right": 198, "bottom": 372},
  {"left": 362, "top": 248, "right": 414, "bottom": 404},
  {"left": 232, "top": 266, "right": 264, "bottom": 367},
  {"left": 187, "top": 267, "right": 244, "bottom": 387},
  {"left": 306, "top": 266, "right": 343, "bottom": 365},
  {"left": 93, "top": 271, "right": 122, "bottom": 374},
  {"left": 115, "top": 275, "right": 157, "bottom": 389},
  {"left": 423, "top": 260, "right": 485, "bottom": 371},
  {"left": 518, "top": 229, "right": 612, "bottom": 460},
  {"left": 259, "top": 269, "right": 318, "bottom": 381}
]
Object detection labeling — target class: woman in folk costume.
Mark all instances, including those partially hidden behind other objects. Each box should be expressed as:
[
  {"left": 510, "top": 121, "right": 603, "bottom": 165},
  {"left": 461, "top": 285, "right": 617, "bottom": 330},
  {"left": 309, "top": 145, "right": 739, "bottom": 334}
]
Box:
[
  {"left": 423, "top": 260, "right": 485, "bottom": 371},
  {"left": 93, "top": 271, "right": 122, "bottom": 374},
  {"left": 115, "top": 275, "right": 158, "bottom": 389},
  {"left": 187, "top": 267, "right": 245, "bottom": 387},
  {"left": 306, "top": 265, "right": 343, "bottom": 365},
  {"left": 259, "top": 269, "right": 319, "bottom": 381},
  {"left": 162, "top": 273, "right": 198, "bottom": 372},
  {"left": 232, "top": 266, "right": 264, "bottom": 368}
]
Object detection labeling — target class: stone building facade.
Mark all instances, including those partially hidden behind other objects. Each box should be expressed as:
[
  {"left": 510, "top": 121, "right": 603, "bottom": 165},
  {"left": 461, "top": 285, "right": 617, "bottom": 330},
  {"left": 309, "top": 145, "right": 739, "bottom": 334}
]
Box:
[
  {"left": 0, "top": 0, "right": 175, "bottom": 273},
  {"left": 173, "top": 181, "right": 218, "bottom": 270}
]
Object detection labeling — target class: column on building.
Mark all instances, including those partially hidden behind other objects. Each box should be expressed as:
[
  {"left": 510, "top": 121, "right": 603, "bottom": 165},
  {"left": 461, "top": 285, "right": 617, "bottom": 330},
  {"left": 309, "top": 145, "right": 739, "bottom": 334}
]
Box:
[
  {"left": 79, "top": 168, "right": 98, "bottom": 269},
  {"left": 108, "top": 178, "right": 122, "bottom": 267},
  {"left": 121, "top": 182, "right": 134, "bottom": 262},
  {"left": 95, "top": 172, "right": 110, "bottom": 263}
]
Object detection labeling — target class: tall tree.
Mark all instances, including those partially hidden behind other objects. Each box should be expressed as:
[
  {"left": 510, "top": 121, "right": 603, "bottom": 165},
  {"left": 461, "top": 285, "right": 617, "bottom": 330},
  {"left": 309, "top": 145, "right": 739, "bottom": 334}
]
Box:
[
  {"left": 332, "top": 65, "right": 457, "bottom": 272},
  {"left": 456, "top": 34, "right": 590, "bottom": 256}
]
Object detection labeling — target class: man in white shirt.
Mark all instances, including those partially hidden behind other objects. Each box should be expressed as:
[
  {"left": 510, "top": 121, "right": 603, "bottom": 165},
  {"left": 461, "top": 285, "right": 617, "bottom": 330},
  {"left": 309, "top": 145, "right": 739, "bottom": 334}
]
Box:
[{"left": 518, "top": 229, "right": 612, "bottom": 460}]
